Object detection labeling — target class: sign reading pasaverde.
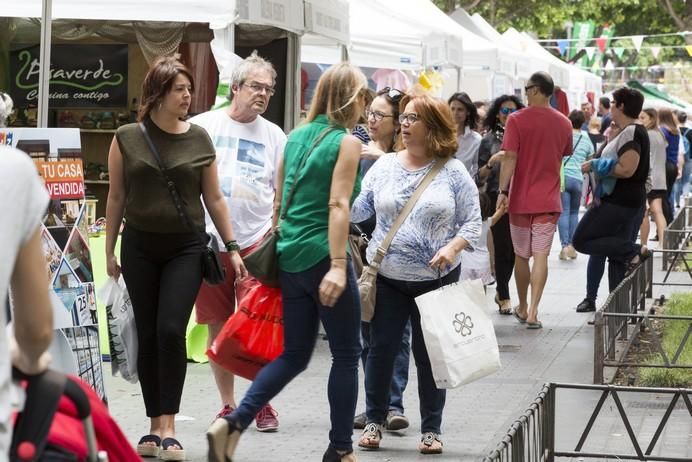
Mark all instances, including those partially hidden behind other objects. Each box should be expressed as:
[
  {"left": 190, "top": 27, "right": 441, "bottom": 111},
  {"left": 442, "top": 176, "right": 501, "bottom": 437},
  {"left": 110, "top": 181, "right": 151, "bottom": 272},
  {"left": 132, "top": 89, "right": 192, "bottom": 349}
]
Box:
[{"left": 10, "top": 44, "right": 128, "bottom": 108}]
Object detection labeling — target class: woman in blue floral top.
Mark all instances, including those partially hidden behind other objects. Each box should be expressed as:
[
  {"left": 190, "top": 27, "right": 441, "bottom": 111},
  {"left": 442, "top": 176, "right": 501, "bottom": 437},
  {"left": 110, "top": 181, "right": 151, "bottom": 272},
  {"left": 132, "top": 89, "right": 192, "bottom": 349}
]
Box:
[{"left": 351, "top": 93, "right": 481, "bottom": 455}]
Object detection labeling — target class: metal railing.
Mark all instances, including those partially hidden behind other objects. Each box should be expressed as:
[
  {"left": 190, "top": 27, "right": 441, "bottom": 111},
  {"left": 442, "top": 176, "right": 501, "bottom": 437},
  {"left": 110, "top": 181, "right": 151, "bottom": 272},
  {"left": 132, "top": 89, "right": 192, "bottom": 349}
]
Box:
[
  {"left": 592, "top": 257, "right": 653, "bottom": 384},
  {"left": 483, "top": 383, "right": 692, "bottom": 462}
]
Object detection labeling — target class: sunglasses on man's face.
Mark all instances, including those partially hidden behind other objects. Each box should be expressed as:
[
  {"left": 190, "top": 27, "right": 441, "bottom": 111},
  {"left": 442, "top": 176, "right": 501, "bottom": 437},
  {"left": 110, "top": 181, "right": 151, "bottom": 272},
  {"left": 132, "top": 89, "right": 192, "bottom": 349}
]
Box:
[
  {"left": 500, "top": 107, "right": 518, "bottom": 115},
  {"left": 381, "top": 86, "right": 403, "bottom": 103}
]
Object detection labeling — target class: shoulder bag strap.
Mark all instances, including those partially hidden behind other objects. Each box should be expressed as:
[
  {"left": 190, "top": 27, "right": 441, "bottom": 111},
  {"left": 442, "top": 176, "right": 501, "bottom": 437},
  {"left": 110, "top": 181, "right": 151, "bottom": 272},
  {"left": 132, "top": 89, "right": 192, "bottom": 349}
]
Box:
[
  {"left": 563, "top": 134, "right": 582, "bottom": 166},
  {"left": 279, "top": 127, "right": 339, "bottom": 221},
  {"left": 138, "top": 122, "right": 206, "bottom": 245},
  {"left": 370, "top": 157, "right": 449, "bottom": 265}
]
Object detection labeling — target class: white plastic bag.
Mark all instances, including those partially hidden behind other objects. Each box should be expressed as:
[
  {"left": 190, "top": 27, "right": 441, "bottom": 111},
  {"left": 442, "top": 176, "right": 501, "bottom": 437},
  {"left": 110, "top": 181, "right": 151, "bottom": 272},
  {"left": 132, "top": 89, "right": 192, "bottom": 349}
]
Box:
[
  {"left": 415, "top": 279, "right": 501, "bottom": 388},
  {"left": 97, "top": 276, "right": 138, "bottom": 383}
]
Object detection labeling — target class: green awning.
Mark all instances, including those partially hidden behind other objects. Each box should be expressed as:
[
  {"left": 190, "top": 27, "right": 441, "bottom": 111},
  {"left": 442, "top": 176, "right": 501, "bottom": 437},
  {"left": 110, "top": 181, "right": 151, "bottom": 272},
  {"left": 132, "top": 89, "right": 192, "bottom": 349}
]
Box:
[{"left": 627, "top": 80, "right": 691, "bottom": 110}]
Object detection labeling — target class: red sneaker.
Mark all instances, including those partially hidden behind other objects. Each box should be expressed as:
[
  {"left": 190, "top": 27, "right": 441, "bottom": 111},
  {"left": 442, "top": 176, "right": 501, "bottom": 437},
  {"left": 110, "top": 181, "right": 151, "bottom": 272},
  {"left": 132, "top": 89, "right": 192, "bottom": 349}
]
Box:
[
  {"left": 215, "top": 404, "right": 235, "bottom": 419},
  {"left": 255, "top": 404, "right": 279, "bottom": 432}
]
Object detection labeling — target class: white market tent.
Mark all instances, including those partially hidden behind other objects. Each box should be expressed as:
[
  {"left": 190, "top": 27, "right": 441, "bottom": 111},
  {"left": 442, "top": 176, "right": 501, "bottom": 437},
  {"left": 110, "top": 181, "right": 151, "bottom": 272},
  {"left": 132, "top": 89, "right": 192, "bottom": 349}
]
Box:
[
  {"left": 502, "top": 27, "right": 602, "bottom": 108},
  {"left": 449, "top": 9, "right": 525, "bottom": 98},
  {"left": 2, "top": 0, "right": 351, "bottom": 131},
  {"left": 302, "top": 0, "right": 467, "bottom": 71}
]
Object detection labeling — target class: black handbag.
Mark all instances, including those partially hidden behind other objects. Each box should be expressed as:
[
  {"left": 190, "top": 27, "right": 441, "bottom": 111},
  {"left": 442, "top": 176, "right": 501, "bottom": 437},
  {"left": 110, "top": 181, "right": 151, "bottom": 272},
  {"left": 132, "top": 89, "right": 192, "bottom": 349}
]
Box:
[
  {"left": 138, "top": 122, "right": 225, "bottom": 285},
  {"left": 243, "top": 127, "right": 338, "bottom": 287}
]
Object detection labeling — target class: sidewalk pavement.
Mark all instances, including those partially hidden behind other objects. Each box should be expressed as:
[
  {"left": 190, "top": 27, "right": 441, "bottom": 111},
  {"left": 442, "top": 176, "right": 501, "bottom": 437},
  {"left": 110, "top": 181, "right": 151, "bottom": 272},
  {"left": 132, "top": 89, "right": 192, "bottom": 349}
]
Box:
[{"left": 103, "top": 237, "right": 692, "bottom": 461}]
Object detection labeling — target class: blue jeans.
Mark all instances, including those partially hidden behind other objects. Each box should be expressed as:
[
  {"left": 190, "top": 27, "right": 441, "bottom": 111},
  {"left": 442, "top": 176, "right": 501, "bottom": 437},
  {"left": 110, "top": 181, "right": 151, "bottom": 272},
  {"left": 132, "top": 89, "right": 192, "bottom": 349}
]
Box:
[
  {"left": 558, "top": 175, "right": 583, "bottom": 247},
  {"left": 361, "top": 321, "right": 410, "bottom": 413},
  {"left": 365, "top": 266, "right": 460, "bottom": 434},
  {"left": 232, "top": 258, "right": 362, "bottom": 451},
  {"left": 579, "top": 203, "right": 646, "bottom": 300}
]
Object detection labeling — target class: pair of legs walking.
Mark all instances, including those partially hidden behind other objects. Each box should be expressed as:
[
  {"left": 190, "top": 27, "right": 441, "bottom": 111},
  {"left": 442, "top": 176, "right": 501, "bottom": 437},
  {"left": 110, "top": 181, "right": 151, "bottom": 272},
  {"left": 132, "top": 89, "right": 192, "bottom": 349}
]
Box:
[
  {"left": 558, "top": 175, "right": 582, "bottom": 257},
  {"left": 208, "top": 258, "right": 362, "bottom": 461},
  {"left": 121, "top": 226, "right": 203, "bottom": 459},
  {"left": 488, "top": 191, "right": 515, "bottom": 312},
  {"left": 509, "top": 213, "right": 559, "bottom": 327},
  {"left": 359, "top": 268, "right": 460, "bottom": 454},
  {"left": 196, "top": 244, "right": 278, "bottom": 430}
]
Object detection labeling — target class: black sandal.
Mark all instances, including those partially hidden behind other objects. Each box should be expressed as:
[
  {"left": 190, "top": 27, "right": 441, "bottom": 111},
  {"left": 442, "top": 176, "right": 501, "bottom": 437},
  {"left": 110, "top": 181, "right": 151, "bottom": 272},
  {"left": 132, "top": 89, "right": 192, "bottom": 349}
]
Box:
[
  {"left": 160, "top": 437, "right": 185, "bottom": 461},
  {"left": 322, "top": 446, "right": 356, "bottom": 462},
  {"left": 207, "top": 416, "right": 243, "bottom": 462},
  {"left": 136, "top": 434, "right": 161, "bottom": 458}
]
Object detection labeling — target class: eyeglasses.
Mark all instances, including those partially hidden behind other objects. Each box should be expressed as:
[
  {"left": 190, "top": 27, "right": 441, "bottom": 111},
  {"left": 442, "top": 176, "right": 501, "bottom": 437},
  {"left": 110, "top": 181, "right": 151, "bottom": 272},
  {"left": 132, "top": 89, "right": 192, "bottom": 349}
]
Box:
[
  {"left": 380, "top": 86, "right": 403, "bottom": 103},
  {"left": 398, "top": 112, "right": 419, "bottom": 125},
  {"left": 367, "top": 110, "right": 394, "bottom": 122},
  {"left": 242, "top": 82, "right": 276, "bottom": 96},
  {"left": 499, "top": 107, "right": 518, "bottom": 115},
  {"left": 524, "top": 84, "right": 538, "bottom": 93}
]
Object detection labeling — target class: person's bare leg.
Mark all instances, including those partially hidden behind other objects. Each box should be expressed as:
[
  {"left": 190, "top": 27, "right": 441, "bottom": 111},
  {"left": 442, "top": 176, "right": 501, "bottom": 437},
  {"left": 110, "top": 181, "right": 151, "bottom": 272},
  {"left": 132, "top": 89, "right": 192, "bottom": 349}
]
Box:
[
  {"left": 208, "top": 322, "right": 237, "bottom": 408},
  {"left": 640, "top": 207, "right": 650, "bottom": 246},
  {"left": 650, "top": 199, "right": 667, "bottom": 245},
  {"left": 527, "top": 253, "right": 549, "bottom": 324},
  {"left": 159, "top": 414, "right": 181, "bottom": 449},
  {"left": 513, "top": 255, "right": 530, "bottom": 317}
]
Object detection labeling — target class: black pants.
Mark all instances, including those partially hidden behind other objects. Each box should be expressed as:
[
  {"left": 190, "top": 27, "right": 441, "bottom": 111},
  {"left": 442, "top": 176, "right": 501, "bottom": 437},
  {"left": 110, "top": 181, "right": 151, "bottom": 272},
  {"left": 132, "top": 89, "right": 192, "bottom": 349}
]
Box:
[
  {"left": 664, "top": 160, "right": 677, "bottom": 223},
  {"left": 572, "top": 201, "right": 642, "bottom": 291},
  {"left": 121, "top": 226, "right": 203, "bottom": 417},
  {"left": 488, "top": 191, "right": 514, "bottom": 300}
]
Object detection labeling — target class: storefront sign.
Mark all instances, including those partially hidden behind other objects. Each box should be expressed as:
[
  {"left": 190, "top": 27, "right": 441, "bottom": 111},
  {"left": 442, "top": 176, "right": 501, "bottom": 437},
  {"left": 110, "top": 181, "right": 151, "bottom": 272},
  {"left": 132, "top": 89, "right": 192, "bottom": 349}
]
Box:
[{"left": 10, "top": 44, "right": 128, "bottom": 108}]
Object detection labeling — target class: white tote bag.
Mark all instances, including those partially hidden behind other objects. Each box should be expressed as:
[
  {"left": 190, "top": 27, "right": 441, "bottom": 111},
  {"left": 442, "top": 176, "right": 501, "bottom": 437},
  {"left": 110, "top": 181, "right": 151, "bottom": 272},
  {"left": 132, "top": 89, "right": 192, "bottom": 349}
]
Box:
[
  {"left": 97, "top": 276, "right": 139, "bottom": 384},
  {"left": 415, "top": 279, "right": 501, "bottom": 388}
]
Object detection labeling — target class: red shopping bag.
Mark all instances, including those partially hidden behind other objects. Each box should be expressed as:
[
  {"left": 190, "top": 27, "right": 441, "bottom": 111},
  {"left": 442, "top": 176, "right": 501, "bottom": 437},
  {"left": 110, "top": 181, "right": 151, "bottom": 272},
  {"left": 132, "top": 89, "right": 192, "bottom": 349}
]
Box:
[{"left": 207, "top": 284, "right": 284, "bottom": 380}]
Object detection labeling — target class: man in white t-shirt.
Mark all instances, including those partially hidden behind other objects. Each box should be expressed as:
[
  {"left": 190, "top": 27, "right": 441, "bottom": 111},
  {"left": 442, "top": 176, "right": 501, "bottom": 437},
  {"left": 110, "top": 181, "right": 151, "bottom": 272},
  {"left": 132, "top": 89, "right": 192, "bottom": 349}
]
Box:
[
  {"left": 190, "top": 51, "right": 286, "bottom": 432},
  {"left": 0, "top": 146, "right": 54, "bottom": 459}
]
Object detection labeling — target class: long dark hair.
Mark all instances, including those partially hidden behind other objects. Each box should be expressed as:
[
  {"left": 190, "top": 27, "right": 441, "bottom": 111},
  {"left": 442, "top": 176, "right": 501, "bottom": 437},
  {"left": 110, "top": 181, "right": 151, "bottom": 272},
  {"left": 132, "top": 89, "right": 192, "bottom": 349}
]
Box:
[
  {"left": 484, "top": 95, "right": 524, "bottom": 131},
  {"left": 138, "top": 57, "right": 195, "bottom": 122},
  {"left": 447, "top": 92, "right": 478, "bottom": 130}
]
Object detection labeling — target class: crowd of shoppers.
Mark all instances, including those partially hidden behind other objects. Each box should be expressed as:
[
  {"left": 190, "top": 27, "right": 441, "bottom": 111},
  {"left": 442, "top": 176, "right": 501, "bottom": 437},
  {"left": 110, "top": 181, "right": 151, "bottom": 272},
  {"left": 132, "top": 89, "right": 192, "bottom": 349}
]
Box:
[{"left": 6, "top": 44, "right": 691, "bottom": 461}]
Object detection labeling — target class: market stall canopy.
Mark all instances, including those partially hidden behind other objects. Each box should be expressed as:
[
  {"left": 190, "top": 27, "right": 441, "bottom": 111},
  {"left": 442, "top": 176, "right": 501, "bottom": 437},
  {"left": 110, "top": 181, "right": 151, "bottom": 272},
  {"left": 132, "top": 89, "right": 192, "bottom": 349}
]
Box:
[
  {"left": 627, "top": 80, "right": 692, "bottom": 111},
  {"left": 0, "top": 0, "right": 235, "bottom": 27},
  {"left": 450, "top": 9, "right": 520, "bottom": 78},
  {"left": 302, "top": 0, "right": 468, "bottom": 70}
]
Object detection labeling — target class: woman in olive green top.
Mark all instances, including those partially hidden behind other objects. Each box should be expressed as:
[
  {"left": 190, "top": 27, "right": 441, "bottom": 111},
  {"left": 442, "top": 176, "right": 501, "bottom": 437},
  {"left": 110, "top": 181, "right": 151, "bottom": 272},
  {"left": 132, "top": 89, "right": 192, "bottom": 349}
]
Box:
[
  {"left": 207, "top": 63, "right": 366, "bottom": 462},
  {"left": 105, "top": 57, "right": 245, "bottom": 461}
]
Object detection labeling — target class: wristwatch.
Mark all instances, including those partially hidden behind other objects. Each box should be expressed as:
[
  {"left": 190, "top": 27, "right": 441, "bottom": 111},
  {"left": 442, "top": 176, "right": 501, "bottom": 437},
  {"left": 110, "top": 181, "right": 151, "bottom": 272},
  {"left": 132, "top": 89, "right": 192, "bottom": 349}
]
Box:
[{"left": 224, "top": 240, "right": 240, "bottom": 252}]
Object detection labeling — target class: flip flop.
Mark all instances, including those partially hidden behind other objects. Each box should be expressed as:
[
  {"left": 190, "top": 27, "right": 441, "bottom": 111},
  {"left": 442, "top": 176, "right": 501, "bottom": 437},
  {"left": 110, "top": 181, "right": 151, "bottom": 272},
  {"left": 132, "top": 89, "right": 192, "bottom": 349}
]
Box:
[
  {"left": 513, "top": 309, "right": 527, "bottom": 324},
  {"left": 527, "top": 321, "right": 543, "bottom": 329}
]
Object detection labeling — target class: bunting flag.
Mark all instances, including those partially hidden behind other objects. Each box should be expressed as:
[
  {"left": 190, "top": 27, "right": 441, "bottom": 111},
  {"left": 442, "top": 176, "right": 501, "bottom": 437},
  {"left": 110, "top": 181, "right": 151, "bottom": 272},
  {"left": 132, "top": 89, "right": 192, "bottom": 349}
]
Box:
[
  {"left": 557, "top": 39, "right": 569, "bottom": 56},
  {"left": 585, "top": 47, "right": 596, "bottom": 60},
  {"left": 613, "top": 47, "right": 625, "bottom": 59},
  {"left": 631, "top": 35, "right": 644, "bottom": 52},
  {"left": 591, "top": 60, "right": 601, "bottom": 72},
  {"left": 595, "top": 37, "right": 607, "bottom": 53},
  {"left": 651, "top": 46, "right": 662, "bottom": 58},
  {"left": 687, "top": 45, "right": 692, "bottom": 57},
  {"left": 605, "top": 59, "right": 615, "bottom": 71}
]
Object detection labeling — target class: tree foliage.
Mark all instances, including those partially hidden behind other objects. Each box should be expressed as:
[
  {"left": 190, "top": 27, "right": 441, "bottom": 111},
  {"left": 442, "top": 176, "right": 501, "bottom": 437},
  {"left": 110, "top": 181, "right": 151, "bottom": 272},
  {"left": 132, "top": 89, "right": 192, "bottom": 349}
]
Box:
[{"left": 432, "top": 0, "right": 689, "bottom": 44}]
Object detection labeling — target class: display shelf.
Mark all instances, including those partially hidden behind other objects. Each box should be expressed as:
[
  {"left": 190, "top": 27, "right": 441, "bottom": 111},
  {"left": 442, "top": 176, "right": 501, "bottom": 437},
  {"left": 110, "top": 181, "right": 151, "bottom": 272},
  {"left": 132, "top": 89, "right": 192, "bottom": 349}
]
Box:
[{"left": 80, "top": 128, "right": 117, "bottom": 134}]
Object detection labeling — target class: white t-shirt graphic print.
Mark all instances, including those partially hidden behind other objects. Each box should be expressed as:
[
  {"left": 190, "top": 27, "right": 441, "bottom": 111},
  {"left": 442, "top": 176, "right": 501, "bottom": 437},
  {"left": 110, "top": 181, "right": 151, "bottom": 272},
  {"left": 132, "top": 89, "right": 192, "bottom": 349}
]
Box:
[{"left": 190, "top": 109, "right": 286, "bottom": 250}]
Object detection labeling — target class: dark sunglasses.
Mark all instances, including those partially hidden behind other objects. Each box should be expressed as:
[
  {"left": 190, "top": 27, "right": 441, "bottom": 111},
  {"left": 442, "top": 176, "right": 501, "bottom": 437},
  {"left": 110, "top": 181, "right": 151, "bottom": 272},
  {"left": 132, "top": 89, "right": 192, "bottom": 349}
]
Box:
[
  {"left": 380, "top": 86, "right": 403, "bottom": 103},
  {"left": 500, "top": 107, "right": 518, "bottom": 115},
  {"left": 524, "top": 84, "right": 538, "bottom": 92}
]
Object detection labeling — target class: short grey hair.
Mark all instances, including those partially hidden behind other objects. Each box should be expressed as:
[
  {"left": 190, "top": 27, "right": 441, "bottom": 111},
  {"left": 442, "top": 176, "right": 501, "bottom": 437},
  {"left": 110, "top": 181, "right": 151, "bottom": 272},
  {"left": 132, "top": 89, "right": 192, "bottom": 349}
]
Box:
[{"left": 230, "top": 50, "right": 277, "bottom": 89}]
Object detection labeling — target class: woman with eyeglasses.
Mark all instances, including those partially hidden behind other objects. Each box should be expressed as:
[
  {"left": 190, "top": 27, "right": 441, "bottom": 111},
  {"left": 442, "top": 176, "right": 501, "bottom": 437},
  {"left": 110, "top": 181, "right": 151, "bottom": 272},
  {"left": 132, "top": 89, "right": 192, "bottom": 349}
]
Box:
[
  {"left": 352, "top": 93, "right": 481, "bottom": 455},
  {"left": 448, "top": 92, "right": 481, "bottom": 177},
  {"left": 477, "top": 95, "right": 524, "bottom": 315},
  {"left": 353, "top": 86, "right": 413, "bottom": 432}
]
